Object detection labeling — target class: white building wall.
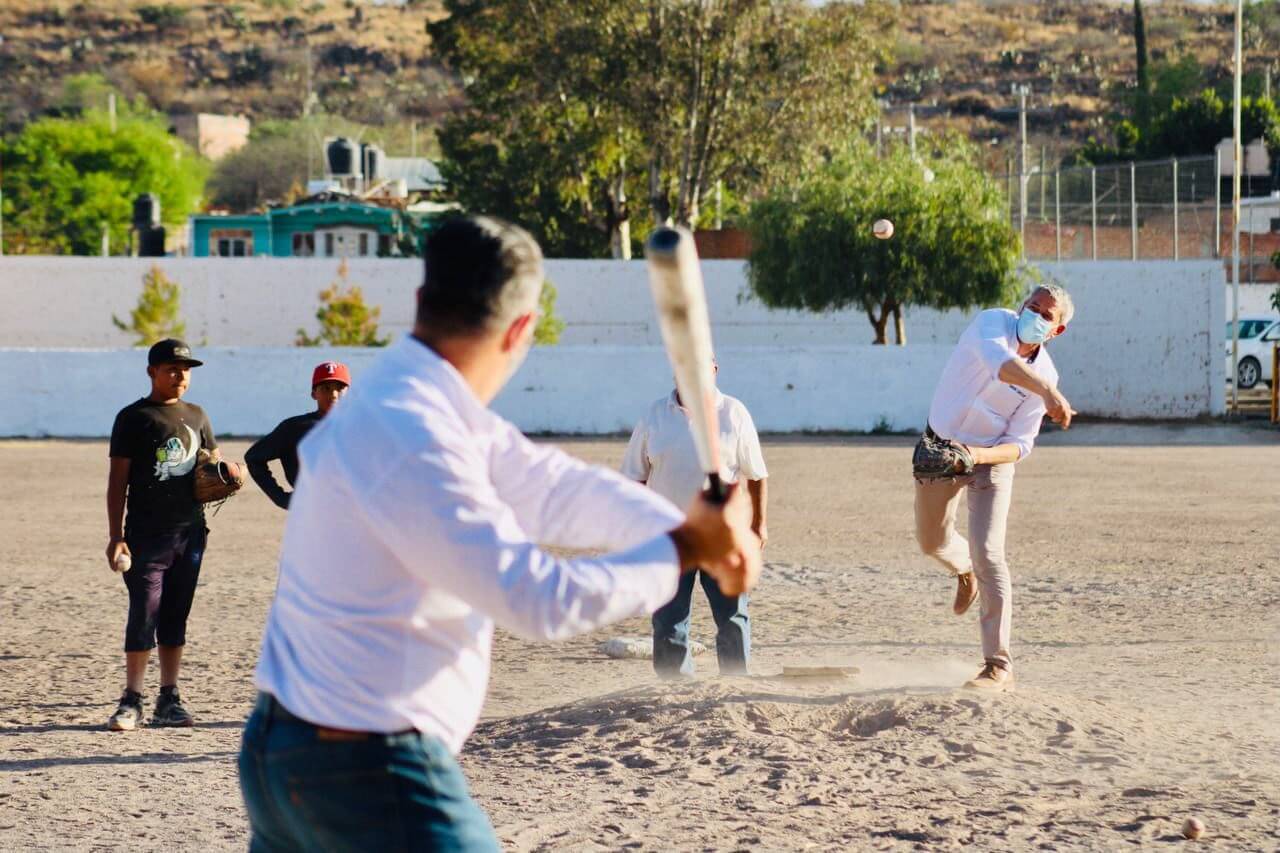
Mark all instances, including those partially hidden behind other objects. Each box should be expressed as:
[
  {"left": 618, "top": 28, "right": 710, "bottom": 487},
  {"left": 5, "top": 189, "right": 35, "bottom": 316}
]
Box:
[
  {"left": 0, "top": 256, "right": 1242, "bottom": 347},
  {"left": 0, "top": 258, "right": 1226, "bottom": 435}
]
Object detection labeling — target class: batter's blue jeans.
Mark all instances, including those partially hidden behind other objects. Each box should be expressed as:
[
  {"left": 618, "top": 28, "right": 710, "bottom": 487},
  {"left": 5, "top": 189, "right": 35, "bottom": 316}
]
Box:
[
  {"left": 238, "top": 694, "right": 498, "bottom": 853},
  {"left": 652, "top": 569, "right": 750, "bottom": 677}
]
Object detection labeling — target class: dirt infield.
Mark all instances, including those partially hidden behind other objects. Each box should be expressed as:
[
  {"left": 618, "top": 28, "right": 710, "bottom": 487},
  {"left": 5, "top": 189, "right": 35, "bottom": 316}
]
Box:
[{"left": 1, "top": 426, "right": 1277, "bottom": 850}]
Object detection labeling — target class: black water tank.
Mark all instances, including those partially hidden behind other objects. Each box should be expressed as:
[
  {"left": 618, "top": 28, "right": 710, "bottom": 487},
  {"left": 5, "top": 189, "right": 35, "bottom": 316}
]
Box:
[
  {"left": 326, "top": 137, "right": 357, "bottom": 177},
  {"left": 138, "top": 226, "right": 166, "bottom": 257},
  {"left": 132, "top": 193, "right": 160, "bottom": 230},
  {"left": 361, "top": 143, "right": 383, "bottom": 181}
]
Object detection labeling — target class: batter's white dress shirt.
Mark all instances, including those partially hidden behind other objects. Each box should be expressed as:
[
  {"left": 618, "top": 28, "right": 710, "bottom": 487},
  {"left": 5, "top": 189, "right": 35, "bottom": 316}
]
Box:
[
  {"left": 927, "top": 308, "right": 1059, "bottom": 460},
  {"left": 255, "top": 336, "right": 684, "bottom": 752},
  {"left": 621, "top": 390, "right": 768, "bottom": 507}
]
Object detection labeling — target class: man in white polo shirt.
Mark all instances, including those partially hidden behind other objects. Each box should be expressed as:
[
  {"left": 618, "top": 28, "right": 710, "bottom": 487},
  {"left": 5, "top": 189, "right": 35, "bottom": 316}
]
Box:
[
  {"left": 237, "top": 216, "right": 761, "bottom": 851},
  {"left": 915, "top": 284, "right": 1075, "bottom": 692},
  {"left": 622, "top": 364, "right": 768, "bottom": 677}
]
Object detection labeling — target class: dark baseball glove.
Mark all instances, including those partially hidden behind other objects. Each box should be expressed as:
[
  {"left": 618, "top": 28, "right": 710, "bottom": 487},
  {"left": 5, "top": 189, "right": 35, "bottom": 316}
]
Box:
[
  {"left": 912, "top": 431, "right": 976, "bottom": 481},
  {"left": 194, "top": 449, "right": 245, "bottom": 504}
]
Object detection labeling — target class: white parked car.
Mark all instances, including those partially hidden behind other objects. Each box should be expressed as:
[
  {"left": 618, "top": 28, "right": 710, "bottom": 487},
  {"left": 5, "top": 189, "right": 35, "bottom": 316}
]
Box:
[{"left": 1226, "top": 316, "right": 1280, "bottom": 389}]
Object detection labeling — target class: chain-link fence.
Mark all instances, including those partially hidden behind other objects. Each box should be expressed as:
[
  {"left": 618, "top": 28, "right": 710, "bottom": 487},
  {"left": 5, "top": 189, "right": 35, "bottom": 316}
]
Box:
[{"left": 1000, "top": 155, "right": 1279, "bottom": 267}]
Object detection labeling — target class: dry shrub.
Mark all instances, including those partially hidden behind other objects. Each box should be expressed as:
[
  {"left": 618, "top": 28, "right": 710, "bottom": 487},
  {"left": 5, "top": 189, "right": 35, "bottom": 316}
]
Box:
[{"left": 123, "top": 58, "right": 180, "bottom": 109}]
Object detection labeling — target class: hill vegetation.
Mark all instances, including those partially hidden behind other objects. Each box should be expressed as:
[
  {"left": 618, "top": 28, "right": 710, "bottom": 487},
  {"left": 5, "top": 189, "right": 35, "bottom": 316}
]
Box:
[{"left": 0, "top": 0, "right": 1275, "bottom": 162}]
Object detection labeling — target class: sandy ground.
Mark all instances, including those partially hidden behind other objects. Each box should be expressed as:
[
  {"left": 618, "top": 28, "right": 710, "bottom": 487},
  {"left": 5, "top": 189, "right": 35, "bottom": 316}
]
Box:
[{"left": 1, "top": 425, "right": 1278, "bottom": 851}]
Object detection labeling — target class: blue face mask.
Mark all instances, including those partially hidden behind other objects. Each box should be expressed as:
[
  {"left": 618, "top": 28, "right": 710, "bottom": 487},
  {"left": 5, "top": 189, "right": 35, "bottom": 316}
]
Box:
[{"left": 1017, "top": 308, "right": 1054, "bottom": 345}]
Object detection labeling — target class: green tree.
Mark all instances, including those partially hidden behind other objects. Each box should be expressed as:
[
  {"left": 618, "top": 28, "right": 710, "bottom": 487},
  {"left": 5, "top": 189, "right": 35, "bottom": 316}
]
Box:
[
  {"left": 534, "top": 281, "right": 565, "bottom": 345},
  {"left": 112, "top": 264, "right": 187, "bottom": 346},
  {"left": 1272, "top": 252, "right": 1280, "bottom": 314},
  {"left": 0, "top": 111, "right": 207, "bottom": 255},
  {"left": 296, "top": 260, "right": 390, "bottom": 347},
  {"left": 1144, "top": 90, "right": 1280, "bottom": 160},
  {"left": 429, "top": 0, "right": 891, "bottom": 257},
  {"left": 208, "top": 122, "right": 311, "bottom": 212},
  {"left": 746, "top": 140, "right": 1024, "bottom": 345}
]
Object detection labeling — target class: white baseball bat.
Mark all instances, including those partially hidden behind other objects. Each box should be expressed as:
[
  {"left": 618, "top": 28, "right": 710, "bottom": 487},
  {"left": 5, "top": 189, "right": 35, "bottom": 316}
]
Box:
[{"left": 644, "top": 226, "right": 727, "bottom": 502}]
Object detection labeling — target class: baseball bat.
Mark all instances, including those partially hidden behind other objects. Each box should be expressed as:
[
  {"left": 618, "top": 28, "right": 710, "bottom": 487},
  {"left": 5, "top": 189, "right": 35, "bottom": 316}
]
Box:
[{"left": 644, "top": 226, "right": 728, "bottom": 503}]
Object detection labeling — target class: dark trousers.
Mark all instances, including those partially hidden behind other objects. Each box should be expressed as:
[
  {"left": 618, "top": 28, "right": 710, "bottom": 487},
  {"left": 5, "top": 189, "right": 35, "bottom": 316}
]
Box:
[
  {"left": 122, "top": 526, "right": 206, "bottom": 652},
  {"left": 238, "top": 694, "right": 499, "bottom": 853},
  {"left": 652, "top": 569, "right": 750, "bottom": 677}
]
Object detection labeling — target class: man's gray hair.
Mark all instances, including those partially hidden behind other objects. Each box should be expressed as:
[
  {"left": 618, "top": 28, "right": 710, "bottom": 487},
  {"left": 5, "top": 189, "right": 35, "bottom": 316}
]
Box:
[
  {"left": 1033, "top": 282, "right": 1074, "bottom": 326},
  {"left": 480, "top": 217, "right": 543, "bottom": 331}
]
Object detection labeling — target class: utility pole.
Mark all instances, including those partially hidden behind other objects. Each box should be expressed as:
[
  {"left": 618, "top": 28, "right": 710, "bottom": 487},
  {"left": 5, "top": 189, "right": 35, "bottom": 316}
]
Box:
[
  {"left": 410, "top": 120, "right": 418, "bottom": 159},
  {"left": 108, "top": 93, "right": 117, "bottom": 132},
  {"left": 907, "top": 104, "right": 917, "bottom": 157},
  {"left": 1013, "top": 84, "right": 1031, "bottom": 256},
  {"left": 304, "top": 43, "right": 315, "bottom": 182},
  {"left": 1038, "top": 144, "right": 1047, "bottom": 222},
  {"left": 1230, "top": 0, "right": 1243, "bottom": 414}
]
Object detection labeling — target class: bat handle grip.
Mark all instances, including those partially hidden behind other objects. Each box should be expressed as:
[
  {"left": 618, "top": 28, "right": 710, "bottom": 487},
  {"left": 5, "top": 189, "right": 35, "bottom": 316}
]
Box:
[{"left": 704, "top": 472, "right": 730, "bottom": 505}]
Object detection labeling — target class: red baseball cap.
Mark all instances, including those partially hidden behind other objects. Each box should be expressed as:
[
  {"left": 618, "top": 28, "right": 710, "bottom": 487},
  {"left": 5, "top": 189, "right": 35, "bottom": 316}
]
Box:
[{"left": 311, "top": 361, "right": 351, "bottom": 388}]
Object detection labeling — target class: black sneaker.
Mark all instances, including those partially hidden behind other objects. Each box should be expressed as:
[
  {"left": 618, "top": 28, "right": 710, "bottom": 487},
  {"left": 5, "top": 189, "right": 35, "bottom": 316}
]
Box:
[
  {"left": 107, "top": 689, "right": 144, "bottom": 731},
  {"left": 152, "top": 686, "right": 194, "bottom": 727}
]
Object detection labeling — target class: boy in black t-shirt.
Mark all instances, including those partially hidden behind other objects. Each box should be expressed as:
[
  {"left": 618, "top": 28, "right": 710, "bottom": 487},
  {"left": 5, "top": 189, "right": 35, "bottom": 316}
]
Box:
[
  {"left": 105, "top": 339, "right": 220, "bottom": 731},
  {"left": 245, "top": 361, "right": 350, "bottom": 510}
]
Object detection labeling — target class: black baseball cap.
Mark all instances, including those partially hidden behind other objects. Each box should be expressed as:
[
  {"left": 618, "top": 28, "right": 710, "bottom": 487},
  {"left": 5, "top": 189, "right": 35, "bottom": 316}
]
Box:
[{"left": 147, "top": 338, "right": 204, "bottom": 367}]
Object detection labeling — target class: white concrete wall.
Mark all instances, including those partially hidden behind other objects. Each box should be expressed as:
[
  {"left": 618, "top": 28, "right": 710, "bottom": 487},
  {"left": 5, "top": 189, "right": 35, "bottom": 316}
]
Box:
[
  {"left": 0, "top": 256, "right": 956, "bottom": 348},
  {"left": 0, "top": 345, "right": 947, "bottom": 438},
  {"left": 1232, "top": 283, "right": 1279, "bottom": 318},
  {"left": 0, "top": 258, "right": 1227, "bottom": 435},
  {"left": 1, "top": 255, "right": 1244, "bottom": 348}
]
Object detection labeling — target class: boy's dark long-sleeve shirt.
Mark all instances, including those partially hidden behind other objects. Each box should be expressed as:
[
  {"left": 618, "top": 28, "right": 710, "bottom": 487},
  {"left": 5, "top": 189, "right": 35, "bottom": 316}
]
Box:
[{"left": 245, "top": 412, "right": 322, "bottom": 510}]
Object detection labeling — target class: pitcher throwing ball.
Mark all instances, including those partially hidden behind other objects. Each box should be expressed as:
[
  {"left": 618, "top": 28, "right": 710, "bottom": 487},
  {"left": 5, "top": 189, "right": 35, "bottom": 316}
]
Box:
[
  {"left": 238, "top": 216, "right": 761, "bottom": 850},
  {"left": 913, "top": 285, "right": 1075, "bottom": 692}
]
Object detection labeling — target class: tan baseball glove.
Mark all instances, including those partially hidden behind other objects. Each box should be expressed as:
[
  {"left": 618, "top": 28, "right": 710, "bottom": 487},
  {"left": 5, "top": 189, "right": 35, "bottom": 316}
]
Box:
[{"left": 194, "top": 449, "right": 245, "bottom": 504}]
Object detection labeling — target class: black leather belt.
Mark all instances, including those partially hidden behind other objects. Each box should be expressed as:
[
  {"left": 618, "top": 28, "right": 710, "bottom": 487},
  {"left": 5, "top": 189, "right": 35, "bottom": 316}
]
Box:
[{"left": 258, "top": 693, "right": 416, "bottom": 740}]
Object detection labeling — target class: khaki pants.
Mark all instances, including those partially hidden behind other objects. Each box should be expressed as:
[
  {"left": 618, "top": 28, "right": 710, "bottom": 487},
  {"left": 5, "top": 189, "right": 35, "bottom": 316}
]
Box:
[{"left": 914, "top": 463, "right": 1015, "bottom": 667}]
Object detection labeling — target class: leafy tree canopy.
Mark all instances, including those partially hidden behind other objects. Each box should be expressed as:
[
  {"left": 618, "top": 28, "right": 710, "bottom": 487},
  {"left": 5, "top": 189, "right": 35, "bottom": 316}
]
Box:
[
  {"left": 1071, "top": 89, "right": 1280, "bottom": 165},
  {"left": 0, "top": 111, "right": 207, "bottom": 255},
  {"left": 429, "top": 0, "right": 892, "bottom": 257},
  {"left": 746, "top": 140, "right": 1026, "bottom": 344}
]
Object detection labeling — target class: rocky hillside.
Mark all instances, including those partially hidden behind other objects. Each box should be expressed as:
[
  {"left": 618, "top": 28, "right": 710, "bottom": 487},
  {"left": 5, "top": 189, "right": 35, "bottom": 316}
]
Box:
[
  {"left": 0, "top": 0, "right": 457, "bottom": 144},
  {"left": 0, "top": 0, "right": 1270, "bottom": 159}
]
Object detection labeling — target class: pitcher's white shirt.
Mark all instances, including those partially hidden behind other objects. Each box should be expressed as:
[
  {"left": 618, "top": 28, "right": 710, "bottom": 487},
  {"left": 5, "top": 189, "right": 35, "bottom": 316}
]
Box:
[
  {"left": 621, "top": 390, "right": 768, "bottom": 507},
  {"left": 927, "top": 308, "right": 1058, "bottom": 460},
  {"left": 255, "top": 336, "right": 683, "bottom": 753}
]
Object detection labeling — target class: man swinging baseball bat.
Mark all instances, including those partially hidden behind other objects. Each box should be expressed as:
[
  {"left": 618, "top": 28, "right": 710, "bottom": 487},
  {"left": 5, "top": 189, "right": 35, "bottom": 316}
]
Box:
[{"left": 238, "top": 216, "right": 761, "bottom": 850}]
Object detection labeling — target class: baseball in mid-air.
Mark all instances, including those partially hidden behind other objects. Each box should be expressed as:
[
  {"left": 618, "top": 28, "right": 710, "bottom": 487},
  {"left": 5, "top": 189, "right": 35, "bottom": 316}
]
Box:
[
  {"left": 114, "top": 553, "right": 132, "bottom": 573},
  {"left": 1181, "top": 817, "right": 1205, "bottom": 840},
  {"left": 873, "top": 219, "right": 895, "bottom": 240}
]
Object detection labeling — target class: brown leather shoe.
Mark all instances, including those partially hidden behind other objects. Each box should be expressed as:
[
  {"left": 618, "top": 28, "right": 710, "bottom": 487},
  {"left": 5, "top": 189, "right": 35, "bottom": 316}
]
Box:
[
  {"left": 953, "top": 572, "right": 978, "bottom": 615},
  {"left": 963, "top": 660, "right": 1015, "bottom": 692}
]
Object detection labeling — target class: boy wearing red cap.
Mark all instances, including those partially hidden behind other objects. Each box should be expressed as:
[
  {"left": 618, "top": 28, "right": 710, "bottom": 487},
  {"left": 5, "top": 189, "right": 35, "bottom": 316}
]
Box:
[{"left": 245, "top": 362, "right": 350, "bottom": 510}]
